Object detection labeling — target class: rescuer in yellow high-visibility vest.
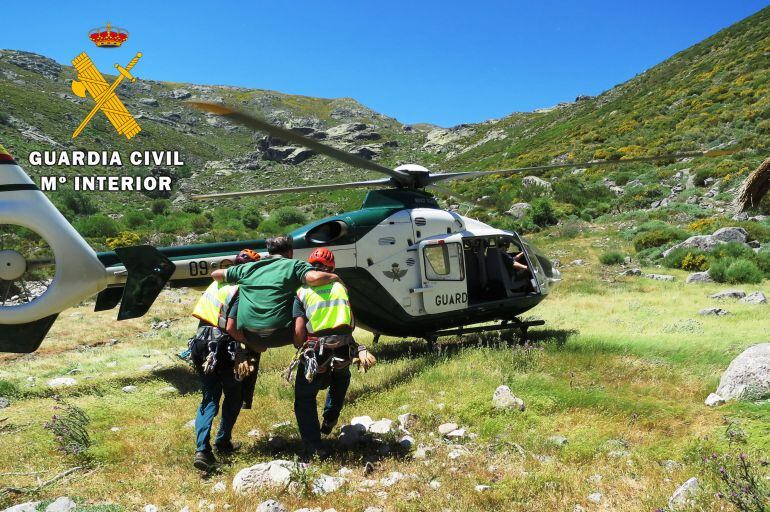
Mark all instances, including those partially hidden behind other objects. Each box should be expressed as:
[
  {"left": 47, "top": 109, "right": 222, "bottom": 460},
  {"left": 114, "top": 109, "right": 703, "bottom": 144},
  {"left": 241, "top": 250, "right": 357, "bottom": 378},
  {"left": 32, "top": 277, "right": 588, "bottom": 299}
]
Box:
[
  {"left": 188, "top": 249, "right": 261, "bottom": 473},
  {"left": 291, "top": 248, "right": 376, "bottom": 457}
]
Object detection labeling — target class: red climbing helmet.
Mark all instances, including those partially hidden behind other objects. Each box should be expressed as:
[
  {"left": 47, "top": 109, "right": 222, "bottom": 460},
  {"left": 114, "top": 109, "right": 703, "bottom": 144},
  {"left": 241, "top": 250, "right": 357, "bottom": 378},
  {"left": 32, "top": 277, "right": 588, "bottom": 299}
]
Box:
[{"left": 308, "top": 247, "right": 335, "bottom": 270}]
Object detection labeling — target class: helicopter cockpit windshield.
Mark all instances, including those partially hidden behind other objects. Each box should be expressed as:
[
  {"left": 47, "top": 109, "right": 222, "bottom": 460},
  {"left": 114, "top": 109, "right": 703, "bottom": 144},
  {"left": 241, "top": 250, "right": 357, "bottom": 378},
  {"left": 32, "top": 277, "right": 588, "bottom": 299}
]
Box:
[{"left": 463, "top": 236, "right": 537, "bottom": 304}]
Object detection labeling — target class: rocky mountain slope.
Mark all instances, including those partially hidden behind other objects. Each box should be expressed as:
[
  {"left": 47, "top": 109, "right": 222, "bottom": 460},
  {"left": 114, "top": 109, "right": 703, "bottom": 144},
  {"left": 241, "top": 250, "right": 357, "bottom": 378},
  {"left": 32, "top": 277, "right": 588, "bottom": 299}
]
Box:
[{"left": 1, "top": 6, "right": 769, "bottom": 248}]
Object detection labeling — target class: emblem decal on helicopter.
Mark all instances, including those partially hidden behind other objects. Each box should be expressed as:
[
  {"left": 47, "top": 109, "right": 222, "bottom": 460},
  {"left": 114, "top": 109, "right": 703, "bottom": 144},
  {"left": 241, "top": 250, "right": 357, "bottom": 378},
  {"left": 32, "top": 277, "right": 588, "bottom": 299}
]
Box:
[{"left": 383, "top": 263, "right": 408, "bottom": 281}]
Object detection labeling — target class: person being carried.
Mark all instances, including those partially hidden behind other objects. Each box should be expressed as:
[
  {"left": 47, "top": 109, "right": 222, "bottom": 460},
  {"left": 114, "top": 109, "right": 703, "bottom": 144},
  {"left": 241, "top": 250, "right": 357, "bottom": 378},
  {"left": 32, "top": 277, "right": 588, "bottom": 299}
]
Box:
[
  {"left": 287, "top": 248, "right": 376, "bottom": 457},
  {"left": 210, "top": 236, "right": 340, "bottom": 352},
  {"left": 189, "top": 249, "right": 261, "bottom": 472}
]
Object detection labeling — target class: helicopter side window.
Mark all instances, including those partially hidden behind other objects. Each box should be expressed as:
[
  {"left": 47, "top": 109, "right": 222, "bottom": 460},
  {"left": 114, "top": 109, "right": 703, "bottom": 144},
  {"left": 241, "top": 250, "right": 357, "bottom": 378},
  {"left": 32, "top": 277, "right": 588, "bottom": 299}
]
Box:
[
  {"left": 424, "top": 243, "right": 464, "bottom": 281},
  {"left": 306, "top": 220, "right": 349, "bottom": 244}
]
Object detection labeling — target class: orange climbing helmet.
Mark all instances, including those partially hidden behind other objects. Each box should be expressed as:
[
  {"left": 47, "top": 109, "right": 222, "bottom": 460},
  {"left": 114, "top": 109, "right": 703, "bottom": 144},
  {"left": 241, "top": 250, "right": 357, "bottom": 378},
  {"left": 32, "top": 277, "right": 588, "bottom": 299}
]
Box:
[
  {"left": 308, "top": 247, "right": 335, "bottom": 270},
  {"left": 235, "top": 248, "right": 260, "bottom": 265}
]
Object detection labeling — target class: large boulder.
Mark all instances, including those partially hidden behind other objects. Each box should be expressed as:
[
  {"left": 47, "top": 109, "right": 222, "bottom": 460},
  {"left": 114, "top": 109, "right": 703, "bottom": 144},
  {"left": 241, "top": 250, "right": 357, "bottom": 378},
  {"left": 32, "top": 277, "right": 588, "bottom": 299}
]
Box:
[
  {"left": 522, "top": 176, "right": 552, "bottom": 190},
  {"left": 715, "top": 343, "right": 770, "bottom": 400},
  {"left": 740, "top": 292, "right": 767, "bottom": 304},
  {"left": 710, "top": 289, "right": 746, "bottom": 300},
  {"left": 686, "top": 271, "right": 712, "bottom": 284},
  {"left": 662, "top": 235, "right": 722, "bottom": 257},
  {"left": 712, "top": 227, "right": 748, "bottom": 244},
  {"left": 668, "top": 477, "right": 699, "bottom": 510},
  {"left": 232, "top": 460, "right": 296, "bottom": 493},
  {"left": 492, "top": 385, "right": 526, "bottom": 411},
  {"left": 506, "top": 203, "right": 531, "bottom": 219}
]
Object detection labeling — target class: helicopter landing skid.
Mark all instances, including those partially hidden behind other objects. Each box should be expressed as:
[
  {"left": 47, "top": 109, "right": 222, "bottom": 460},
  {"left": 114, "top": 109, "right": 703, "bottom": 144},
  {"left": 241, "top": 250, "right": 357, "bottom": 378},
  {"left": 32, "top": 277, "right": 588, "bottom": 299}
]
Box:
[{"left": 424, "top": 317, "right": 545, "bottom": 348}]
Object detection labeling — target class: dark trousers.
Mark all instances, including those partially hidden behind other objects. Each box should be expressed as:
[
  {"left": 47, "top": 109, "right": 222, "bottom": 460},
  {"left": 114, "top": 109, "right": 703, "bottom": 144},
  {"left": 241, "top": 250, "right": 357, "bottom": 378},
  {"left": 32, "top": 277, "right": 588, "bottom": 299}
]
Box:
[
  {"left": 195, "top": 369, "right": 243, "bottom": 453},
  {"left": 294, "top": 364, "right": 351, "bottom": 450}
]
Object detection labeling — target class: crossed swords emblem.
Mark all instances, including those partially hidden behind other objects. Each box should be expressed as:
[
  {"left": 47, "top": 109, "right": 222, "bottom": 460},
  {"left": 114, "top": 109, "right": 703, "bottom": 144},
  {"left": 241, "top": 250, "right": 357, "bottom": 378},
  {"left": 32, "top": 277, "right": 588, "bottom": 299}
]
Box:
[{"left": 70, "top": 52, "right": 143, "bottom": 140}]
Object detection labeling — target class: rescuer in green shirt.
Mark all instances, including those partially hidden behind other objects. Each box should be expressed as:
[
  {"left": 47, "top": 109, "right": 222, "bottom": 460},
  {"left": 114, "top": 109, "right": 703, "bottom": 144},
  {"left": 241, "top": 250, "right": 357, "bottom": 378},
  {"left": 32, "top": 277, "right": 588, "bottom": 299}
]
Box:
[{"left": 211, "top": 236, "right": 340, "bottom": 351}]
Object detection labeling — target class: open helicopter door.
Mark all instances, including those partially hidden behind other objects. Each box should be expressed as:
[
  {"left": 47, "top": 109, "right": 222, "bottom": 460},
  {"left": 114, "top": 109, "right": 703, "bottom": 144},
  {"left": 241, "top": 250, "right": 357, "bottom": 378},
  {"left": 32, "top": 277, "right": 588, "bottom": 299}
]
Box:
[
  {"left": 416, "top": 235, "right": 469, "bottom": 314},
  {"left": 509, "top": 233, "right": 542, "bottom": 295}
]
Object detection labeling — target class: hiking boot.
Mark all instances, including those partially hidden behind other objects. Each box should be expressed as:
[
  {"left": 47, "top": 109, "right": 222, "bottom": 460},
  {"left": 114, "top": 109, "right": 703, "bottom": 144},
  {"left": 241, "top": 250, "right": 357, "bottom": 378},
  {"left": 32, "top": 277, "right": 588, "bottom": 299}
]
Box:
[
  {"left": 194, "top": 450, "right": 216, "bottom": 471},
  {"left": 320, "top": 419, "right": 337, "bottom": 436},
  {"left": 214, "top": 440, "right": 242, "bottom": 454}
]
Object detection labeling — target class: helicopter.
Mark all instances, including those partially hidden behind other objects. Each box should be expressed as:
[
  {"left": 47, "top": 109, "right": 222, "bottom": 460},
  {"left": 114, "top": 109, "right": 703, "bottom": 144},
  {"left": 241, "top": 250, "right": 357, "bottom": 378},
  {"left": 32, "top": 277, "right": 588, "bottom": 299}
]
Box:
[{"left": 0, "top": 102, "right": 736, "bottom": 353}]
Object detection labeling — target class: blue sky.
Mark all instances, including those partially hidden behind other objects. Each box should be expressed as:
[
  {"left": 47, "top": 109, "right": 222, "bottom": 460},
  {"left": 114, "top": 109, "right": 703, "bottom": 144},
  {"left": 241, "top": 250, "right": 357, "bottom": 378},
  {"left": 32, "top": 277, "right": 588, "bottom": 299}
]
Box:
[{"left": 1, "top": 1, "right": 767, "bottom": 126}]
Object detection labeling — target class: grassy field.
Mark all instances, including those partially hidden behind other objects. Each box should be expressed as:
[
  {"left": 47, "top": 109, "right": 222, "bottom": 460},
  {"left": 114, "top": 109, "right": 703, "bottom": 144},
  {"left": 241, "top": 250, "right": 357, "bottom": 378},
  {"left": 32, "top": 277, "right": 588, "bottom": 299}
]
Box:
[{"left": 1, "top": 228, "right": 768, "bottom": 512}]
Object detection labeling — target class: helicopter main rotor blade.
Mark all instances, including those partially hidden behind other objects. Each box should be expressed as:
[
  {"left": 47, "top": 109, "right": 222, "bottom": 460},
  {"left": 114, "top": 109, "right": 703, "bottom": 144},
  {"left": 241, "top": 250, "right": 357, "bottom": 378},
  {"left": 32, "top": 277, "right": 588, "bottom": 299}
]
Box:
[
  {"left": 191, "top": 178, "right": 394, "bottom": 200},
  {"left": 425, "top": 148, "right": 741, "bottom": 185},
  {"left": 188, "top": 102, "right": 413, "bottom": 185}
]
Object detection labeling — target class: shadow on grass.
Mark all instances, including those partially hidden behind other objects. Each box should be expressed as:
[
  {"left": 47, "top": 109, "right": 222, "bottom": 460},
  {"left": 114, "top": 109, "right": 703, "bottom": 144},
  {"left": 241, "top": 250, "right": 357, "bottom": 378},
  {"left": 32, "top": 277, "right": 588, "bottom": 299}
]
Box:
[
  {"left": 151, "top": 365, "right": 200, "bottom": 394},
  {"left": 370, "top": 327, "right": 579, "bottom": 363},
  {"left": 241, "top": 433, "right": 411, "bottom": 468}
]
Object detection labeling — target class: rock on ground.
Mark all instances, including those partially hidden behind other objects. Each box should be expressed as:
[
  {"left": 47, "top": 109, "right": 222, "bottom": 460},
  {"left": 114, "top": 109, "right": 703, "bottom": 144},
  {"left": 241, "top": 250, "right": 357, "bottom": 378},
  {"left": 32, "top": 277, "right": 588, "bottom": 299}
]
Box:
[
  {"left": 475, "top": 484, "right": 491, "bottom": 492},
  {"left": 492, "top": 385, "right": 526, "bottom": 411},
  {"left": 699, "top": 307, "right": 729, "bottom": 316},
  {"left": 312, "top": 475, "right": 346, "bottom": 495},
  {"left": 2, "top": 503, "right": 39, "bottom": 512},
  {"left": 710, "top": 289, "right": 746, "bottom": 299},
  {"left": 256, "top": 500, "right": 287, "bottom": 512},
  {"left": 668, "top": 477, "right": 699, "bottom": 510},
  {"left": 438, "top": 423, "right": 459, "bottom": 435},
  {"left": 740, "top": 291, "right": 767, "bottom": 304},
  {"left": 619, "top": 268, "right": 642, "bottom": 276},
  {"left": 47, "top": 377, "right": 76, "bottom": 388},
  {"left": 662, "top": 235, "right": 723, "bottom": 257},
  {"left": 350, "top": 415, "right": 374, "bottom": 430},
  {"left": 368, "top": 418, "right": 394, "bottom": 434},
  {"left": 704, "top": 393, "right": 725, "bottom": 407},
  {"left": 645, "top": 273, "right": 675, "bottom": 282},
  {"left": 686, "top": 271, "right": 712, "bottom": 284},
  {"left": 548, "top": 435, "right": 568, "bottom": 446},
  {"left": 397, "top": 412, "right": 414, "bottom": 429},
  {"left": 338, "top": 423, "right": 365, "bottom": 447},
  {"left": 715, "top": 343, "right": 770, "bottom": 400},
  {"left": 232, "top": 460, "right": 296, "bottom": 493},
  {"left": 0, "top": 397, "right": 9, "bottom": 409},
  {"left": 522, "top": 176, "right": 552, "bottom": 190},
  {"left": 122, "top": 385, "right": 138, "bottom": 393},
  {"left": 507, "top": 202, "right": 531, "bottom": 219},
  {"left": 587, "top": 492, "right": 603, "bottom": 503},
  {"left": 712, "top": 227, "right": 748, "bottom": 243},
  {"left": 399, "top": 435, "right": 415, "bottom": 450},
  {"left": 380, "top": 472, "right": 406, "bottom": 487},
  {"left": 45, "top": 497, "right": 76, "bottom": 512}
]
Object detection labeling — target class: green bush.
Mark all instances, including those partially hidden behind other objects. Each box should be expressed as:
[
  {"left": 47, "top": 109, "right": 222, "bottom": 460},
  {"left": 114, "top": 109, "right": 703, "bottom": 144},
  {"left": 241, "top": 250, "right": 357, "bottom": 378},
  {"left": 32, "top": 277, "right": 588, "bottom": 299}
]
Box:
[
  {"left": 58, "top": 189, "right": 97, "bottom": 216},
  {"left": 633, "top": 228, "right": 687, "bottom": 252},
  {"left": 755, "top": 250, "right": 770, "bottom": 275},
  {"left": 191, "top": 214, "right": 211, "bottom": 232},
  {"left": 151, "top": 199, "right": 169, "bottom": 215},
  {"left": 710, "top": 241, "right": 755, "bottom": 260},
  {"left": 243, "top": 206, "right": 262, "bottom": 229},
  {"left": 709, "top": 259, "right": 729, "bottom": 283},
  {"left": 270, "top": 206, "right": 307, "bottom": 227},
  {"left": 124, "top": 211, "right": 149, "bottom": 228},
  {"left": 663, "top": 248, "right": 709, "bottom": 271},
  {"left": 723, "top": 258, "right": 764, "bottom": 284},
  {"left": 530, "top": 198, "right": 558, "bottom": 227},
  {"left": 75, "top": 215, "right": 119, "bottom": 238},
  {"left": 599, "top": 251, "right": 625, "bottom": 265}
]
